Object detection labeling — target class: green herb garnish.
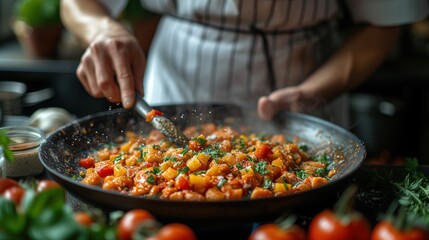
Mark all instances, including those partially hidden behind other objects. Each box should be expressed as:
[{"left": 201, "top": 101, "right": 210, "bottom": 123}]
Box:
[
  {"left": 217, "top": 178, "right": 227, "bottom": 188},
  {"left": 253, "top": 161, "right": 269, "bottom": 176},
  {"left": 146, "top": 175, "right": 156, "bottom": 185},
  {"left": 0, "top": 129, "right": 14, "bottom": 162}
]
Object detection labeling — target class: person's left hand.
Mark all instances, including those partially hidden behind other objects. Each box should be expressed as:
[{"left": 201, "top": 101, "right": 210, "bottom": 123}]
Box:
[{"left": 257, "top": 86, "right": 321, "bottom": 120}]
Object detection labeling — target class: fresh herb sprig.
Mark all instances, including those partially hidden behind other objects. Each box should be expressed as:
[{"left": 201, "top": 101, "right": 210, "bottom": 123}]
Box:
[
  {"left": 393, "top": 158, "right": 429, "bottom": 227},
  {"left": 0, "top": 129, "right": 14, "bottom": 162}
]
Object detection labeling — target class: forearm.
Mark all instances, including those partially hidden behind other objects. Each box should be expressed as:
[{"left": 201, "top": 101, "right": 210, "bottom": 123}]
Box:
[
  {"left": 300, "top": 25, "right": 401, "bottom": 100},
  {"left": 60, "top": 0, "right": 128, "bottom": 45}
]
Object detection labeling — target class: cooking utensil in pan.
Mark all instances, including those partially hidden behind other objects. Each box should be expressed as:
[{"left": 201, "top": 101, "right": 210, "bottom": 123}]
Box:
[
  {"left": 134, "top": 94, "right": 188, "bottom": 147},
  {"left": 39, "top": 104, "right": 366, "bottom": 224}
]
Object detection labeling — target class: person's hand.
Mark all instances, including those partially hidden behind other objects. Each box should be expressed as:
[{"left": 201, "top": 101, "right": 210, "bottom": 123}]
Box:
[
  {"left": 257, "top": 86, "right": 322, "bottom": 120},
  {"left": 76, "top": 29, "right": 146, "bottom": 109}
]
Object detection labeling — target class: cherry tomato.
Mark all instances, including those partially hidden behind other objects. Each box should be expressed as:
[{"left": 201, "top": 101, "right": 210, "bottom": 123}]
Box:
[
  {"left": 154, "top": 223, "right": 197, "bottom": 240},
  {"left": 117, "top": 209, "right": 155, "bottom": 240},
  {"left": 37, "top": 180, "right": 61, "bottom": 192},
  {"left": 308, "top": 210, "right": 370, "bottom": 240},
  {"left": 0, "top": 178, "right": 19, "bottom": 194},
  {"left": 249, "top": 223, "right": 306, "bottom": 240},
  {"left": 96, "top": 165, "right": 114, "bottom": 178},
  {"left": 176, "top": 175, "right": 190, "bottom": 190},
  {"left": 3, "top": 186, "right": 25, "bottom": 205},
  {"left": 79, "top": 157, "right": 95, "bottom": 169},
  {"left": 146, "top": 109, "right": 164, "bottom": 122},
  {"left": 254, "top": 143, "right": 273, "bottom": 159},
  {"left": 371, "top": 220, "right": 429, "bottom": 240},
  {"left": 74, "top": 212, "right": 93, "bottom": 226}
]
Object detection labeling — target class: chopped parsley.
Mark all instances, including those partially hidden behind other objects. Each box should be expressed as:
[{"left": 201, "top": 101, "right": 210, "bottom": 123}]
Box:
[
  {"left": 193, "top": 137, "right": 207, "bottom": 146},
  {"left": 253, "top": 161, "right": 269, "bottom": 176},
  {"left": 181, "top": 146, "right": 189, "bottom": 155},
  {"left": 146, "top": 175, "right": 155, "bottom": 184},
  {"left": 235, "top": 162, "right": 244, "bottom": 170},
  {"left": 178, "top": 166, "right": 190, "bottom": 175},
  {"left": 202, "top": 147, "right": 225, "bottom": 162},
  {"left": 114, "top": 154, "right": 123, "bottom": 164},
  {"left": 138, "top": 150, "right": 147, "bottom": 162},
  {"left": 313, "top": 153, "right": 331, "bottom": 164},
  {"left": 153, "top": 167, "right": 161, "bottom": 175},
  {"left": 217, "top": 178, "right": 227, "bottom": 188},
  {"left": 314, "top": 167, "right": 329, "bottom": 178},
  {"left": 194, "top": 170, "right": 206, "bottom": 175},
  {"left": 263, "top": 178, "right": 272, "bottom": 189},
  {"left": 296, "top": 170, "right": 309, "bottom": 179}
]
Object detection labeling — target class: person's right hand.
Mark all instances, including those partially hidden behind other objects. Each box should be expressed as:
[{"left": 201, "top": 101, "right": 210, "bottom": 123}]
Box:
[{"left": 76, "top": 29, "right": 146, "bottom": 109}]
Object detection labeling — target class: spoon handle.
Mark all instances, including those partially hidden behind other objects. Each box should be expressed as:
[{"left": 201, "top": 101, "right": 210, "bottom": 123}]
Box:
[{"left": 134, "top": 94, "right": 189, "bottom": 147}]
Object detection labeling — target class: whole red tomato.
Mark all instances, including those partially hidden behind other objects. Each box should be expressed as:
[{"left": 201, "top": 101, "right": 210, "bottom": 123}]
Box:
[
  {"left": 371, "top": 220, "right": 429, "bottom": 240},
  {"left": 308, "top": 185, "right": 370, "bottom": 240},
  {"left": 154, "top": 223, "right": 197, "bottom": 240},
  {"left": 308, "top": 210, "right": 370, "bottom": 240},
  {"left": 249, "top": 223, "right": 307, "bottom": 240},
  {"left": 117, "top": 209, "right": 155, "bottom": 240},
  {"left": 3, "top": 186, "right": 25, "bottom": 205},
  {"left": 0, "top": 178, "right": 20, "bottom": 194},
  {"left": 37, "top": 180, "right": 61, "bottom": 192}
]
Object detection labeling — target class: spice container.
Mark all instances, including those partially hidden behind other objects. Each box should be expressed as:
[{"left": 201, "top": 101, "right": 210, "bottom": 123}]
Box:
[{"left": 1, "top": 126, "right": 45, "bottom": 177}]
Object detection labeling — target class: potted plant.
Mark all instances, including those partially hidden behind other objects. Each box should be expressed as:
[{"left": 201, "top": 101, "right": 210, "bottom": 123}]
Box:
[{"left": 11, "top": 0, "right": 62, "bottom": 59}]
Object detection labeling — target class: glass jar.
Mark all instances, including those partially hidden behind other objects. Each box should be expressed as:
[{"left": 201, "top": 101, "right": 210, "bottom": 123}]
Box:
[{"left": 1, "top": 126, "right": 45, "bottom": 177}]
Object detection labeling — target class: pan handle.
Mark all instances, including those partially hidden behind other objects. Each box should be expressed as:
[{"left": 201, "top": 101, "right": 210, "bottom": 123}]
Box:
[{"left": 23, "top": 88, "right": 54, "bottom": 107}]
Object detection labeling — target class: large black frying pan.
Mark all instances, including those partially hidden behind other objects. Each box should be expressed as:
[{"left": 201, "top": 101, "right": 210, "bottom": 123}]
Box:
[{"left": 39, "top": 104, "right": 366, "bottom": 224}]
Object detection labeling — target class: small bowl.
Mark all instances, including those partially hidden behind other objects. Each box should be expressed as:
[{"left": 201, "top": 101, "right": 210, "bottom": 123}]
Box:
[{"left": 1, "top": 126, "right": 45, "bottom": 177}]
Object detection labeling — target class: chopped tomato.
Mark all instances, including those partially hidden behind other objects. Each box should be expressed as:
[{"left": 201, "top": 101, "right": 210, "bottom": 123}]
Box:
[
  {"left": 80, "top": 157, "right": 95, "bottom": 169},
  {"left": 176, "top": 175, "right": 190, "bottom": 190},
  {"left": 146, "top": 109, "right": 164, "bottom": 122},
  {"left": 254, "top": 143, "right": 273, "bottom": 159},
  {"left": 97, "top": 165, "right": 114, "bottom": 178}
]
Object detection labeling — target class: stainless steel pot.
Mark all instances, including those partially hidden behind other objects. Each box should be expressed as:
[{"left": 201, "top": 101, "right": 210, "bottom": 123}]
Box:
[{"left": 0, "top": 81, "right": 53, "bottom": 116}]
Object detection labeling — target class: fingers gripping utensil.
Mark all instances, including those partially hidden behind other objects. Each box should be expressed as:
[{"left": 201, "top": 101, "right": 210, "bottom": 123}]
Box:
[{"left": 134, "top": 95, "right": 189, "bottom": 147}]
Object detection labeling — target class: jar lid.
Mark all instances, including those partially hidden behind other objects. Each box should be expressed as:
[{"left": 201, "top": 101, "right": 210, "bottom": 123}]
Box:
[{"left": 0, "top": 126, "right": 44, "bottom": 151}]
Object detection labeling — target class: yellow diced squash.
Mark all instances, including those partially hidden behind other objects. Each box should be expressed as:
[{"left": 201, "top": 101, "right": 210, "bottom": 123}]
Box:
[
  {"left": 271, "top": 158, "right": 284, "bottom": 168},
  {"left": 273, "top": 183, "right": 292, "bottom": 193},
  {"left": 206, "top": 165, "right": 222, "bottom": 176},
  {"left": 162, "top": 167, "right": 178, "bottom": 181},
  {"left": 187, "top": 156, "right": 202, "bottom": 172},
  {"left": 114, "top": 164, "right": 127, "bottom": 177},
  {"left": 240, "top": 167, "right": 255, "bottom": 177},
  {"left": 189, "top": 174, "right": 208, "bottom": 187},
  {"left": 196, "top": 153, "right": 210, "bottom": 165},
  {"left": 120, "top": 142, "right": 132, "bottom": 153},
  {"left": 160, "top": 161, "right": 173, "bottom": 171}
]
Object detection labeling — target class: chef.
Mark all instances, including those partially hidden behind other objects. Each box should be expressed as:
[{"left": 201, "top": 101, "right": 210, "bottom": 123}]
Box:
[{"left": 61, "top": 0, "right": 428, "bottom": 127}]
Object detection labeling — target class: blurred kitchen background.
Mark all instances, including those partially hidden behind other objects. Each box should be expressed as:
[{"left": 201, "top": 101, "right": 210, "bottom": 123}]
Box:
[{"left": 1, "top": 0, "right": 429, "bottom": 164}]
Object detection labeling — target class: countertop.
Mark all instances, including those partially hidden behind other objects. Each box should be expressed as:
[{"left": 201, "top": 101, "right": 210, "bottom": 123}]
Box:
[{"left": 32, "top": 163, "right": 427, "bottom": 240}]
